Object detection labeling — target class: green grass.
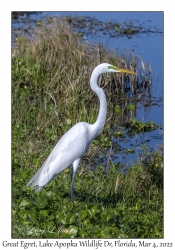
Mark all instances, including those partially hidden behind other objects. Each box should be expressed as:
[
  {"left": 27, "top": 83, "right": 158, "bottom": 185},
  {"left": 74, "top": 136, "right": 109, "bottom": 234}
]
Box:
[{"left": 12, "top": 17, "right": 163, "bottom": 238}]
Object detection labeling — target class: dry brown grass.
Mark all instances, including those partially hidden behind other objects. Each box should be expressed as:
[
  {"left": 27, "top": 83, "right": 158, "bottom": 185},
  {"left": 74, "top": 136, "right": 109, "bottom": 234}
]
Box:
[{"left": 12, "top": 17, "right": 146, "bottom": 166}]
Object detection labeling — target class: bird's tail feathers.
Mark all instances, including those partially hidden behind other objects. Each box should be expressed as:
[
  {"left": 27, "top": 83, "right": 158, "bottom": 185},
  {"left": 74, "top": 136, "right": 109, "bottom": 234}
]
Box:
[{"left": 27, "top": 159, "right": 49, "bottom": 191}]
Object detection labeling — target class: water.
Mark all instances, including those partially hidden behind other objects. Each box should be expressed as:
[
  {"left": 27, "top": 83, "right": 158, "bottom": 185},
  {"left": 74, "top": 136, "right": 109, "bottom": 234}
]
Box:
[{"left": 12, "top": 11, "right": 163, "bottom": 166}]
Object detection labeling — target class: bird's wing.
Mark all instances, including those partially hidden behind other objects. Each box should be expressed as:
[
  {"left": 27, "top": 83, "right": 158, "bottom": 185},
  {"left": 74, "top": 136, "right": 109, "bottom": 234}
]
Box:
[
  {"left": 27, "top": 122, "right": 90, "bottom": 188},
  {"left": 51, "top": 122, "right": 90, "bottom": 160}
]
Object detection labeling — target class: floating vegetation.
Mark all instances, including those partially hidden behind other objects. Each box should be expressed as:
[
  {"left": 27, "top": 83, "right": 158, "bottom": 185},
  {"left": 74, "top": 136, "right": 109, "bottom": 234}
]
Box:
[
  {"left": 60, "top": 15, "right": 163, "bottom": 38},
  {"left": 113, "top": 131, "right": 125, "bottom": 138},
  {"left": 12, "top": 14, "right": 153, "bottom": 99},
  {"left": 12, "top": 12, "right": 163, "bottom": 38},
  {"left": 126, "top": 119, "right": 159, "bottom": 133}
]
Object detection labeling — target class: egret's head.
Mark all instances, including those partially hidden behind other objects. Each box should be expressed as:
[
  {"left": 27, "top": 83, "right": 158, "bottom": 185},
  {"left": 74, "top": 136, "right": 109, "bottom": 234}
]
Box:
[{"left": 96, "top": 63, "right": 136, "bottom": 75}]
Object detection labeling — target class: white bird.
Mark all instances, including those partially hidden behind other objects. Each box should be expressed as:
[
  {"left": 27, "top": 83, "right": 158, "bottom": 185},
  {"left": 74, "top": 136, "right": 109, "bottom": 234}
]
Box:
[{"left": 27, "top": 63, "right": 135, "bottom": 202}]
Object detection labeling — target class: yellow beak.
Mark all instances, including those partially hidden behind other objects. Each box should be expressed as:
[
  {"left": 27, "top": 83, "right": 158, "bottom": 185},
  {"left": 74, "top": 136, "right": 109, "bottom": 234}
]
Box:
[{"left": 117, "top": 68, "right": 136, "bottom": 74}]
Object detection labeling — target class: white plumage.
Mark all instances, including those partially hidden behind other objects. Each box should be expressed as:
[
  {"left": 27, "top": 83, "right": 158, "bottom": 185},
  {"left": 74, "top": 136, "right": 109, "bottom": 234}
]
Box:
[{"left": 27, "top": 63, "right": 135, "bottom": 202}]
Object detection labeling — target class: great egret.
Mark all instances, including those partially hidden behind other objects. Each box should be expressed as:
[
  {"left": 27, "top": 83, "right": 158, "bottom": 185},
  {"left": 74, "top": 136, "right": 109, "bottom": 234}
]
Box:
[{"left": 27, "top": 63, "right": 135, "bottom": 202}]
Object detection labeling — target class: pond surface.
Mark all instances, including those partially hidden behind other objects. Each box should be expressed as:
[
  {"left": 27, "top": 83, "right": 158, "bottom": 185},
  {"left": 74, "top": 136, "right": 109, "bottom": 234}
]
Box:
[{"left": 12, "top": 11, "right": 163, "bottom": 166}]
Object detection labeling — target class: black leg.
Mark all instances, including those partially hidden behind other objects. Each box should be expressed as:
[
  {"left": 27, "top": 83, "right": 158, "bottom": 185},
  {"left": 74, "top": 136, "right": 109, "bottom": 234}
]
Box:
[
  {"left": 70, "top": 169, "right": 75, "bottom": 203},
  {"left": 70, "top": 158, "right": 80, "bottom": 203}
]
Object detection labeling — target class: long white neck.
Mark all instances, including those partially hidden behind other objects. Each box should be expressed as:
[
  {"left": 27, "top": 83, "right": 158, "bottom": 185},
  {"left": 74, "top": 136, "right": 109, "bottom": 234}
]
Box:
[{"left": 90, "top": 67, "right": 107, "bottom": 137}]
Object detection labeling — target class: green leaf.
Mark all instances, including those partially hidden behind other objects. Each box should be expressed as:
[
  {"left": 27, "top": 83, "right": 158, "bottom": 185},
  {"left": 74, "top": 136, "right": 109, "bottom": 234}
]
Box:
[
  {"left": 46, "top": 221, "right": 55, "bottom": 228},
  {"left": 67, "top": 202, "right": 73, "bottom": 210},
  {"left": 35, "top": 196, "right": 48, "bottom": 209},
  {"left": 127, "top": 103, "right": 135, "bottom": 111},
  {"left": 79, "top": 230, "right": 89, "bottom": 238},
  {"left": 100, "top": 227, "right": 112, "bottom": 237},
  {"left": 101, "top": 210, "right": 113, "bottom": 222},
  {"left": 61, "top": 214, "right": 76, "bottom": 225},
  {"left": 78, "top": 210, "right": 88, "bottom": 221},
  {"left": 20, "top": 172, "right": 28, "bottom": 179},
  {"left": 45, "top": 191, "right": 54, "bottom": 198},
  {"left": 114, "top": 105, "right": 121, "bottom": 115},
  {"left": 44, "top": 231, "right": 58, "bottom": 238},
  {"left": 13, "top": 187, "right": 22, "bottom": 196},
  {"left": 40, "top": 210, "right": 48, "bottom": 217},
  {"left": 134, "top": 203, "right": 140, "bottom": 210},
  {"left": 68, "top": 225, "right": 78, "bottom": 237},
  {"left": 88, "top": 205, "right": 98, "bottom": 217},
  {"left": 19, "top": 199, "right": 30, "bottom": 208},
  {"left": 66, "top": 119, "right": 71, "bottom": 125},
  {"left": 51, "top": 134, "right": 57, "bottom": 140}
]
